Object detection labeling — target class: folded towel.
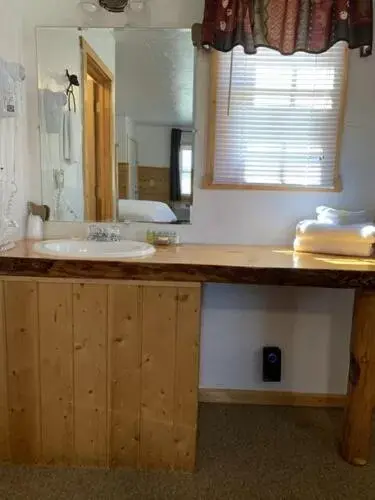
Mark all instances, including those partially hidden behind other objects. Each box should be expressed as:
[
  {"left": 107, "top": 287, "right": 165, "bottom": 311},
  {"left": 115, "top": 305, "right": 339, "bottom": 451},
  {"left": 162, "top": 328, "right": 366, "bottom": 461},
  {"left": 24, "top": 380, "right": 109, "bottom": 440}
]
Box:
[
  {"left": 316, "top": 206, "right": 372, "bottom": 225},
  {"left": 294, "top": 236, "right": 375, "bottom": 258},
  {"left": 296, "top": 220, "right": 375, "bottom": 242}
]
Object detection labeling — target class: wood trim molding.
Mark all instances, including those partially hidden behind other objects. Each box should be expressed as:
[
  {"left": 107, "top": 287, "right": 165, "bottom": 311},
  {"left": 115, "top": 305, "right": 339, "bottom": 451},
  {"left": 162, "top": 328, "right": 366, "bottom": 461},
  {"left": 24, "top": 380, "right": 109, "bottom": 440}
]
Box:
[
  {"left": 199, "top": 389, "right": 346, "bottom": 408},
  {"left": 81, "top": 36, "right": 114, "bottom": 221},
  {"left": 203, "top": 50, "right": 218, "bottom": 189},
  {"left": 333, "top": 47, "right": 349, "bottom": 193},
  {"left": 80, "top": 37, "right": 114, "bottom": 81},
  {"left": 0, "top": 276, "right": 201, "bottom": 288}
]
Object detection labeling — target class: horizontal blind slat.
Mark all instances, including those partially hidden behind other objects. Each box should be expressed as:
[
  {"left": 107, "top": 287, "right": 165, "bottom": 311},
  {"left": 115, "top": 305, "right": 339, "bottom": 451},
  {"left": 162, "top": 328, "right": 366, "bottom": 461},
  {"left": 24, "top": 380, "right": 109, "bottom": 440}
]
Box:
[{"left": 212, "top": 44, "right": 345, "bottom": 188}]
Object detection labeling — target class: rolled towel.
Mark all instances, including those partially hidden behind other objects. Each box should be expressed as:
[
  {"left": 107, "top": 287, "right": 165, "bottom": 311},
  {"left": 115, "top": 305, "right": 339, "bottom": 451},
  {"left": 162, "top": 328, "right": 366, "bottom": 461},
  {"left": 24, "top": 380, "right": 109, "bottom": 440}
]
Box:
[
  {"left": 294, "top": 235, "right": 375, "bottom": 257},
  {"left": 296, "top": 220, "right": 375, "bottom": 242},
  {"left": 316, "top": 206, "right": 373, "bottom": 225}
]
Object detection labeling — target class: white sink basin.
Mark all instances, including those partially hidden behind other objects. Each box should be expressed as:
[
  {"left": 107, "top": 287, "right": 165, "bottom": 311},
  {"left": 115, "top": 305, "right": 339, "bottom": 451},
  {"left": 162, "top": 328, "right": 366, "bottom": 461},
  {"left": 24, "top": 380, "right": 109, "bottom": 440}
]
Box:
[{"left": 33, "top": 239, "right": 156, "bottom": 259}]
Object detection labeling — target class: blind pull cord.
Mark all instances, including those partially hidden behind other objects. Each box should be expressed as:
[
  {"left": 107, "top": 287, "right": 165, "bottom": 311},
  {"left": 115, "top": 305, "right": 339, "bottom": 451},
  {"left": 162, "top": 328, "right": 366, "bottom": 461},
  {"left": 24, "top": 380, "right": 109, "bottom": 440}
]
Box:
[{"left": 227, "top": 50, "right": 234, "bottom": 117}]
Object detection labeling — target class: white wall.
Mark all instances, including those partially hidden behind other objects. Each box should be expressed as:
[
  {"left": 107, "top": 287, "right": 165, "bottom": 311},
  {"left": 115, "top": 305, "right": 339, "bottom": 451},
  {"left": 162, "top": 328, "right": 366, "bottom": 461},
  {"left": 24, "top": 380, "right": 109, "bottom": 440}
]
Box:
[
  {"left": 115, "top": 29, "right": 194, "bottom": 126},
  {"left": 201, "top": 285, "right": 353, "bottom": 394},
  {"left": 0, "top": 0, "right": 28, "bottom": 239},
  {"left": 116, "top": 115, "right": 135, "bottom": 163},
  {"left": 21, "top": 0, "right": 375, "bottom": 394},
  {"left": 83, "top": 29, "right": 116, "bottom": 75},
  {"left": 135, "top": 125, "right": 170, "bottom": 167},
  {"left": 134, "top": 126, "right": 193, "bottom": 168}
]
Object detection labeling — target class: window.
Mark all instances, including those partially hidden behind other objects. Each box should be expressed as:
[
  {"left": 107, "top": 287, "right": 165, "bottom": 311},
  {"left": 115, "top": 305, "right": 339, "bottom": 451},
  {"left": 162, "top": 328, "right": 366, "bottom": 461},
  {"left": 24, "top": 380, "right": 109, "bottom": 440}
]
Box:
[
  {"left": 205, "top": 44, "right": 347, "bottom": 191},
  {"left": 180, "top": 144, "right": 193, "bottom": 197}
]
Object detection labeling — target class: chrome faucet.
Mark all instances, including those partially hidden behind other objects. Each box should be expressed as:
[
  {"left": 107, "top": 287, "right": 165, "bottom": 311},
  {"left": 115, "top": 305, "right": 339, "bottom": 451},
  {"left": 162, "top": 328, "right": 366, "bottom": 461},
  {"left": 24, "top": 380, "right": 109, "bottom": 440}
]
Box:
[{"left": 87, "top": 224, "right": 121, "bottom": 242}]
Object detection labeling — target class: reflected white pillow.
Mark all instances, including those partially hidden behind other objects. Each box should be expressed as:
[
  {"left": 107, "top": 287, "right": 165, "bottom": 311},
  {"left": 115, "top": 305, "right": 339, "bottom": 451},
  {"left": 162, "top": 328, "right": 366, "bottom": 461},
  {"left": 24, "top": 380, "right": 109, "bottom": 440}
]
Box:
[{"left": 118, "top": 199, "right": 177, "bottom": 223}]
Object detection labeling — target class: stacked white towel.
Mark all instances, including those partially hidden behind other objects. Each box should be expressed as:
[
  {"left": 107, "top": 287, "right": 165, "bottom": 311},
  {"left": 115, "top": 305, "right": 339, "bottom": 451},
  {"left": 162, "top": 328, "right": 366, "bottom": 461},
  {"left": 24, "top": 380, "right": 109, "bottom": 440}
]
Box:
[
  {"left": 294, "top": 207, "right": 375, "bottom": 257},
  {"left": 316, "top": 206, "right": 372, "bottom": 226}
]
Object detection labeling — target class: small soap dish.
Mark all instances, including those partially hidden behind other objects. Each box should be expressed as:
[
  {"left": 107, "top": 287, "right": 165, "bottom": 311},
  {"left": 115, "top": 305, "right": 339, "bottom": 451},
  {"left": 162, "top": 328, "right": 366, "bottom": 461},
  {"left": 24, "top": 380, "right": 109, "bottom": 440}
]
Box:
[{"left": 146, "top": 230, "right": 180, "bottom": 246}]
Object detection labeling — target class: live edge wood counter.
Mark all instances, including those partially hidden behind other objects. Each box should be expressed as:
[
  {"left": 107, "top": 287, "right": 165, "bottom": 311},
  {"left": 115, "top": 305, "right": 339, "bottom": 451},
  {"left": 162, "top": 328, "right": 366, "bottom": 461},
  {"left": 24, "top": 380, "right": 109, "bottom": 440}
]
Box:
[
  {"left": 4, "top": 241, "right": 375, "bottom": 287},
  {"left": 2, "top": 242, "right": 375, "bottom": 469}
]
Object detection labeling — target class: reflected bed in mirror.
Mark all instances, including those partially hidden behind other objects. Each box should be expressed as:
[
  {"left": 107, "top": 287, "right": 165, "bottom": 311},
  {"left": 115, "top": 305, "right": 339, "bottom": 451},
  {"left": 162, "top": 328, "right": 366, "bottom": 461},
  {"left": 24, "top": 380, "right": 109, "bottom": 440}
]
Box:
[{"left": 37, "top": 27, "right": 195, "bottom": 224}]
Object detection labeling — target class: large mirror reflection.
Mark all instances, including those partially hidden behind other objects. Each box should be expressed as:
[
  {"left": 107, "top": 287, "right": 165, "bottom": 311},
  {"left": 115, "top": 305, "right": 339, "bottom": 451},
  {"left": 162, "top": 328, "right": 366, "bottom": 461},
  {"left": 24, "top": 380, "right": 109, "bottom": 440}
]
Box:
[{"left": 37, "top": 27, "right": 195, "bottom": 224}]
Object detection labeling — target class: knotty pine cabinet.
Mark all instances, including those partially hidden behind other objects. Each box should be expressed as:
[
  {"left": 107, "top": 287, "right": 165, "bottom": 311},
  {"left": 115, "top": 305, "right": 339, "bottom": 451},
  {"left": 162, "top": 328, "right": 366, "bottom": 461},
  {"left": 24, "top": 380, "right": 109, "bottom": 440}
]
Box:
[{"left": 0, "top": 278, "right": 201, "bottom": 471}]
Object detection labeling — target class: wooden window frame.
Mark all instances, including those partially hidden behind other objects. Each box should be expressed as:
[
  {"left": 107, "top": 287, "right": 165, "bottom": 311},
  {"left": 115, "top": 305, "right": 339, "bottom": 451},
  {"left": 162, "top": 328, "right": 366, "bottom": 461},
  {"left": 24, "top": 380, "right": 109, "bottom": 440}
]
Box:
[
  {"left": 81, "top": 37, "right": 114, "bottom": 221},
  {"left": 203, "top": 48, "right": 349, "bottom": 193}
]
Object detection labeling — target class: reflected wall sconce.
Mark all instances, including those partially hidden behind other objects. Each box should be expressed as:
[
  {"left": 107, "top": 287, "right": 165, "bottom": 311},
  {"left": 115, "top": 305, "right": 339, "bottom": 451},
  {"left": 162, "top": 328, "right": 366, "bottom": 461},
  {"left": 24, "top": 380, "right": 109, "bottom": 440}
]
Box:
[{"left": 78, "top": 0, "right": 145, "bottom": 14}]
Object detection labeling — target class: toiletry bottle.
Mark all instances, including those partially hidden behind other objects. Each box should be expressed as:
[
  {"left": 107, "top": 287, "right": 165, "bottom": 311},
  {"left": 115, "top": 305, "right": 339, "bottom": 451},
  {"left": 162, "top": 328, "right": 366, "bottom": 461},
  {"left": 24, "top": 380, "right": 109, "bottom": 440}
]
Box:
[{"left": 27, "top": 214, "right": 43, "bottom": 240}]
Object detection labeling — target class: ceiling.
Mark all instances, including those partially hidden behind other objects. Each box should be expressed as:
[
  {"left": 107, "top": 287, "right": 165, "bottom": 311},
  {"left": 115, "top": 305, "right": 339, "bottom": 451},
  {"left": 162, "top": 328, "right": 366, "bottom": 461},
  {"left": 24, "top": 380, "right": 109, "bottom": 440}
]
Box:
[{"left": 115, "top": 29, "right": 194, "bottom": 127}]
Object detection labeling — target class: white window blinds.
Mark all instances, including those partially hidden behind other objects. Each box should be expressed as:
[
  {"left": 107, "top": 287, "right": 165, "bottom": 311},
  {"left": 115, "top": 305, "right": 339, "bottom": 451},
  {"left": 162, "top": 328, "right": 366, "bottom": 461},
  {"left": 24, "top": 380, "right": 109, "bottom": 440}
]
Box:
[{"left": 210, "top": 43, "right": 347, "bottom": 190}]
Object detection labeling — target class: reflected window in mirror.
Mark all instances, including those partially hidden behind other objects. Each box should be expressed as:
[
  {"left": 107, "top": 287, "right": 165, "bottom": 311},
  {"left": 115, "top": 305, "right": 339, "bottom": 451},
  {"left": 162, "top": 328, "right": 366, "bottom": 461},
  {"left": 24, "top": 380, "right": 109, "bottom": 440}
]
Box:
[{"left": 180, "top": 144, "right": 193, "bottom": 198}]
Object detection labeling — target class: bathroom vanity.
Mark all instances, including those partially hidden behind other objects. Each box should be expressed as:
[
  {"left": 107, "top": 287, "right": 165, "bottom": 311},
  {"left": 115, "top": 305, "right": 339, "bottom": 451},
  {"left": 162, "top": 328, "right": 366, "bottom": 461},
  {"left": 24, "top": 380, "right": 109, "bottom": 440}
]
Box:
[
  {"left": 0, "top": 257, "right": 201, "bottom": 470},
  {"left": 0, "top": 242, "right": 374, "bottom": 470}
]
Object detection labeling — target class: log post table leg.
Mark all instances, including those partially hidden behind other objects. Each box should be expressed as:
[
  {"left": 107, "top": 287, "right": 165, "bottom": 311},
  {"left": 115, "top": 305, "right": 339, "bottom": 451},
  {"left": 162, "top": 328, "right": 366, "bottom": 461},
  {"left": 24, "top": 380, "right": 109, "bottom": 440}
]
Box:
[{"left": 341, "top": 290, "right": 375, "bottom": 466}]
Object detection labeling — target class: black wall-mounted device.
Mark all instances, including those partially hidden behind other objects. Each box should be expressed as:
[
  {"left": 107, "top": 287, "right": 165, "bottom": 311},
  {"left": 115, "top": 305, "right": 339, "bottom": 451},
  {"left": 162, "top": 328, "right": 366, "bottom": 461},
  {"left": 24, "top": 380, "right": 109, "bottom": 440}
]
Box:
[{"left": 262, "top": 346, "right": 282, "bottom": 382}]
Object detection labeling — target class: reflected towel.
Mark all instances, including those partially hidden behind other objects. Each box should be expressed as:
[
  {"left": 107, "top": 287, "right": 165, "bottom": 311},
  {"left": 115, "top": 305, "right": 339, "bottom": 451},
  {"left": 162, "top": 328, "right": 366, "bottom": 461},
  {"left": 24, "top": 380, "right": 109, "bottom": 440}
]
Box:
[
  {"left": 316, "top": 206, "right": 373, "bottom": 225},
  {"left": 63, "top": 111, "right": 80, "bottom": 164},
  {"left": 294, "top": 236, "right": 375, "bottom": 257},
  {"left": 42, "top": 90, "right": 67, "bottom": 133},
  {"left": 118, "top": 199, "right": 177, "bottom": 223},
  {"left": 296, "top": 220, "right": 375, "bottom": 242}
]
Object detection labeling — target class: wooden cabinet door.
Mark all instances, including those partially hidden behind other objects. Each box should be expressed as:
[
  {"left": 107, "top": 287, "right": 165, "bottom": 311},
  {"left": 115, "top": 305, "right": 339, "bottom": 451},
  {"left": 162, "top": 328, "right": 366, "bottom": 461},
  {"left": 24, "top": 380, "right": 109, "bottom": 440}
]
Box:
[{"left": 0, "top": 279, "right": 201, "bottom": 471}]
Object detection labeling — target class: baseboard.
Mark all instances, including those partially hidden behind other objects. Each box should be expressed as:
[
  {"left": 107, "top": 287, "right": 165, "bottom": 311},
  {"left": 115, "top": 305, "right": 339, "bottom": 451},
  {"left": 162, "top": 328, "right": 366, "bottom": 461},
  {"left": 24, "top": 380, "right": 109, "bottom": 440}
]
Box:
[{"left": 199, "top": 389, "right": 347, "bottom": 408}]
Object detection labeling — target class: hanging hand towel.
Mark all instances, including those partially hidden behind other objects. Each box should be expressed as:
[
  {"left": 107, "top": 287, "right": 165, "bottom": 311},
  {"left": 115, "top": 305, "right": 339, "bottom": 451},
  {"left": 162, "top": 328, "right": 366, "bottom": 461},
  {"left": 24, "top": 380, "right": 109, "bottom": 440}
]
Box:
[
  {"left": 42, "top": 90, "right": 67, "bottom": 134},
  {"left": 63, "top": 110, "right": 80, "bottom": 164}
]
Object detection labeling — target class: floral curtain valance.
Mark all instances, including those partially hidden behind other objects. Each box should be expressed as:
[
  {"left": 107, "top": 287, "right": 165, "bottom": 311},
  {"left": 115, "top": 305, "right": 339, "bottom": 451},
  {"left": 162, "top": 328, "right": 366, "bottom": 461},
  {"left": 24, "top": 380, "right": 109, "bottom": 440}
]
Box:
[{"left": 198, "top": 0, "right": 373, "bottom": 55}]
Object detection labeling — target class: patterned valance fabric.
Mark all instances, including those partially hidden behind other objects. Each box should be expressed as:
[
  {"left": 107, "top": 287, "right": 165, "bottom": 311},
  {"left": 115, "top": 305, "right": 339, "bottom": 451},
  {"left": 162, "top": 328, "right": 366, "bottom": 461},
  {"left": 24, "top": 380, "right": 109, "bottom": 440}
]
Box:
[
  {"left": 199, "top": 0, "right": 373, "bottom": 55},
  {"left": 99, "top": 0, "right": 129, "bottom": 12}
]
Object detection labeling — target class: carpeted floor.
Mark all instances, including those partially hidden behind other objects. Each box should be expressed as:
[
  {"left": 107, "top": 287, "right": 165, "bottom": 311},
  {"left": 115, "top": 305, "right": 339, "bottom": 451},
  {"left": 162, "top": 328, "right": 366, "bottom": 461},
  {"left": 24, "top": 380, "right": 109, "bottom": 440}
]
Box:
[{"left": 0, "top": 404, "right": 374, "bottom": 500}]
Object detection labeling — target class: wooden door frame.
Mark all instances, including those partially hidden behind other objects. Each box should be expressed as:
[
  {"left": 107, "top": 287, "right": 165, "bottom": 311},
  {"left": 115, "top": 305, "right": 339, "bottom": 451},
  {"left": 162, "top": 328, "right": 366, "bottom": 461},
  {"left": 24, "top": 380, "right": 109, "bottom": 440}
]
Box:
[{"left": 81, "top": 37, "right": 114, "bottom": 221}]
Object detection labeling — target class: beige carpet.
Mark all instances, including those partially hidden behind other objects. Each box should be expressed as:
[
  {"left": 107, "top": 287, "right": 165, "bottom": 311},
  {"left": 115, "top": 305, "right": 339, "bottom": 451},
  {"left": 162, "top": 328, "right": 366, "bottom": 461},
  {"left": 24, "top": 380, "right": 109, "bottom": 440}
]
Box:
[{"left": 0, "top": 404, "right": 374, "bottom": 500}]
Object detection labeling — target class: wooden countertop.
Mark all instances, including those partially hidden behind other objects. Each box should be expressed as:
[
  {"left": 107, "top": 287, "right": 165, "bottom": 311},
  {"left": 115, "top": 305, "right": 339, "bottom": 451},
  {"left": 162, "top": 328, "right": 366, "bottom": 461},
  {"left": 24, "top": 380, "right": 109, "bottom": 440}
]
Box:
[{"left": 1, "top": 240, "right": 375, "bottom": 288}]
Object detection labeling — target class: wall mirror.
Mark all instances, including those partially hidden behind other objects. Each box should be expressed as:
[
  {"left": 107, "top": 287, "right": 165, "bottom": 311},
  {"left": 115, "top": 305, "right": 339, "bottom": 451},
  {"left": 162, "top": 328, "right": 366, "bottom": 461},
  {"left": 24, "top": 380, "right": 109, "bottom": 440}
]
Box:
[{"left": 37, "top": 27, "right": 195, "bottom": 224}]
